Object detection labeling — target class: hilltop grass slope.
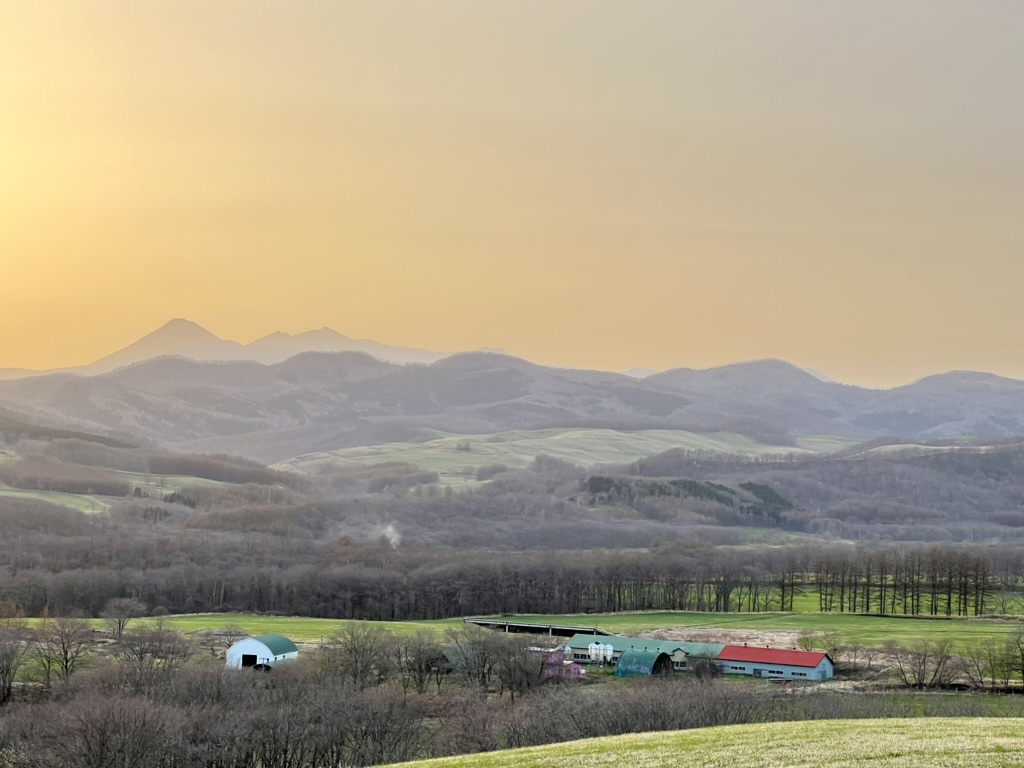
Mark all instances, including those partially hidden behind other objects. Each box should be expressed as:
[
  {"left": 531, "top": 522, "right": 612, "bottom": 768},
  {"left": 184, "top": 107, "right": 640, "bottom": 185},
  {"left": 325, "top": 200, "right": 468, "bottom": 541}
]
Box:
[
  {"left": 386, "top": 718, "right": 1024, "bottom": 767},
  {"left": 275, "top": 428, "right": 852, "bottom": 482}
]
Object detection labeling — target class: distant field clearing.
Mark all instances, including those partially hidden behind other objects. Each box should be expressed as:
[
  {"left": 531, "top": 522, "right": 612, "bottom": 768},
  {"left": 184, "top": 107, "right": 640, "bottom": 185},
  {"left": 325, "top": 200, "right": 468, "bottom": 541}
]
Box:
[
  {"left": 91, "top": 609, "right": 1024, "bottom": 650},
  {"left": 275, "top": 428, "right": 854, "bottom": 481},
  {"left": 386, "top": 718, "right": 1024, "bottom": 767},
  {"left": 0, "top": 488, "right": 109, "bottom": 513}
]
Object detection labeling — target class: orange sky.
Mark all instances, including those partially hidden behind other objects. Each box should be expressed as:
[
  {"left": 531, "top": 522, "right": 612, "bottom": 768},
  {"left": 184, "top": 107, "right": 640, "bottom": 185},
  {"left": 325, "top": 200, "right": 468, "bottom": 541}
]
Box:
[{"left": 2, "top": 1, "right": 1023, "bottom": 387}]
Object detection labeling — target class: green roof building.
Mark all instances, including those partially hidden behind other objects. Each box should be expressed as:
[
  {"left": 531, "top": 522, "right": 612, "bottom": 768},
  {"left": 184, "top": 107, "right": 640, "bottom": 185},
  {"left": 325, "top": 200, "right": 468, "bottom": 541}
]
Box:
[
  {"left": 614, "top": 648, "right": 674, "bottom": 677},
  {"left": 565, "top": 633, "right": 724, "bottom": 672}
]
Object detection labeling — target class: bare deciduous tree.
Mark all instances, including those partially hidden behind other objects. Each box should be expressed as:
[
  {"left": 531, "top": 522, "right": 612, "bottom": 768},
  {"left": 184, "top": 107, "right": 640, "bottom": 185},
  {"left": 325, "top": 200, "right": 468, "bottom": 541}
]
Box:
[
  {"left": 101, "top": 598, "right": 147, "bottom": 639},
  {"left": 0, "top": 630, "right": 30, "bottom": 706},
  {"left": 443, "top": 626, "right": 504, "bottom": 691},
  {"left": 35, "top": 617, "right": 91, "bottom": 685},
  {"left": 56, "top": 696, "right": 173, "bottom": 768},
  {"left": 886, "top": 639, "right": 958, "bottom": 689},
  {"left": 323, "top": 623, "right": 392, "bottom": 689},
  {"left": 115, "top": 620, "right": 192, "bottom": 694},
  {"left": 388, "top": 629, "right": 442, "bottom": 696}
]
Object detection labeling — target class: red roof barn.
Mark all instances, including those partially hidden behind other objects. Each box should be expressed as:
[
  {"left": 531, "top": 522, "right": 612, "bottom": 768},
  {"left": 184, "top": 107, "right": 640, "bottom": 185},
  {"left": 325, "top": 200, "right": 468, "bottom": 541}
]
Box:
[{"left": 715, "top": 645, "right": 834, "bottom": 680}]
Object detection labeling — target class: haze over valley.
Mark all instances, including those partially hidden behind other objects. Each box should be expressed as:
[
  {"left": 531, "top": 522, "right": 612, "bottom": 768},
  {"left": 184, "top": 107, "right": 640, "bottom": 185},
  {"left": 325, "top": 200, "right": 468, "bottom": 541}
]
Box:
[
  {"left": 5, "top": 3, "right": 1024, "bottom": 766},
  {"left": 5, "top": 319, "right": 1024, "bottom": 468}
]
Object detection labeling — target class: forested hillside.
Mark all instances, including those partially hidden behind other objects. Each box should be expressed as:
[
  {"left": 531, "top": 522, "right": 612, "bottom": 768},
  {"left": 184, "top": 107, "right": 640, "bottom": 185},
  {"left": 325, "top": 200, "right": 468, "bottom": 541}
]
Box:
[
  {"left": 5, "top": 354, "right": 1024, "bottom": 465},
  {"left": 4, "top": 411, "right": 1024, "bottom": 620}
]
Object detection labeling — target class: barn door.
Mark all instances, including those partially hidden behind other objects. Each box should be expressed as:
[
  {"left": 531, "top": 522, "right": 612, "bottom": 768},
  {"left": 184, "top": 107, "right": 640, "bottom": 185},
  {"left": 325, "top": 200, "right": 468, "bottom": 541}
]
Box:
[{"left": 242, "top": 654, "right": 257, "bottom": 668}]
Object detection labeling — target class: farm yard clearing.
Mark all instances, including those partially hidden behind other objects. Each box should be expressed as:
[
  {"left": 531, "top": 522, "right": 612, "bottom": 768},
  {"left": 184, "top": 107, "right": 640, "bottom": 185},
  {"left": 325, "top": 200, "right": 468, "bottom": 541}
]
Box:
[{"left": 472, "top": 611, "right": 1024, "bottom": 651}]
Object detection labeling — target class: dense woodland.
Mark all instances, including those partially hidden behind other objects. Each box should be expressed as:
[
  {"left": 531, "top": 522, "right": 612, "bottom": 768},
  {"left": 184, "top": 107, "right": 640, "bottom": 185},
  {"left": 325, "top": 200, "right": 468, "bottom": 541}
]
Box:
[{"left": 3, "top": 428, "right": 1024, "bottom": 620}]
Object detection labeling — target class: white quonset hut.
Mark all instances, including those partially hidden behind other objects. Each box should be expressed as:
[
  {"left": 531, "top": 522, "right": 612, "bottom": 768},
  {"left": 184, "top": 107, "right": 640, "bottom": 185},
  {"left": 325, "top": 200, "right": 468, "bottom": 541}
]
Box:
[{"left": 226, "top": 633, "right": 299, "bottom": 670}]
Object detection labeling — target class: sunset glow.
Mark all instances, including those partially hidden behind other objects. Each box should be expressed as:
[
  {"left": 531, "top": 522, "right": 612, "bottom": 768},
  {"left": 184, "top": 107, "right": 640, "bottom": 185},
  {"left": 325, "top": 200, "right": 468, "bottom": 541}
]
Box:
[{"left": 3, "top": 1, "right": 1023, "bottom": 386}]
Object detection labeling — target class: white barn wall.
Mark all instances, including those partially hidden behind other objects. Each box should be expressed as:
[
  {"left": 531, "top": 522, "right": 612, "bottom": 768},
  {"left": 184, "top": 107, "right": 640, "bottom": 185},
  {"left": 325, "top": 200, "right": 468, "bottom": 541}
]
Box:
[
  {"left": 226, "top": 638, "right": 299, "bottom": 669},
  {"left": 717, "top": 657, "right": 834, "bottom": 681}
]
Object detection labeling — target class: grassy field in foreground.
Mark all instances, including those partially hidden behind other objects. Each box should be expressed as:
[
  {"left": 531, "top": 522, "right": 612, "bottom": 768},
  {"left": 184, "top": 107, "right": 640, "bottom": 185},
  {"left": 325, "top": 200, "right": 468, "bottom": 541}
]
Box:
[
  {"left": 385, "top": 718, "right": 1024, "bottom": 768},
  {"left": 95, "top": 610, "right": 1024, "bottom": 650},
  {"left": 274, "top": 428, "right": 856, "bottom": 483}
]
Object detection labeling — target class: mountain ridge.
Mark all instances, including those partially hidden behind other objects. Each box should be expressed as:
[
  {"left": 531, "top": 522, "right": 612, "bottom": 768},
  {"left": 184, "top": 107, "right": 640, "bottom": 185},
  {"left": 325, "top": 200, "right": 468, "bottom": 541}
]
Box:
[
  {"left": 3, "top": 320, "right": 1023, "bottom": 392},
  {"left": 2, "top": 347, "right": 1024, "bottom": 463}
]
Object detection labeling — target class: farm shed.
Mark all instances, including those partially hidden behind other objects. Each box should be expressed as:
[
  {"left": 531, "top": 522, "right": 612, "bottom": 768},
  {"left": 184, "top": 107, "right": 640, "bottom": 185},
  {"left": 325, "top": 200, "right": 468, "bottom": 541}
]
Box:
[
  {"left": 566, "top": 634, "right": 723, "bottom": 671},
  {"left": 613, "top": 648, "right": 674, "bottom": 677},
  {"left": 715, "top": 645, "right": 834, "bottom": 681},
  {"left": 226, "top": 633, "right": 299, "bottom": 670}
]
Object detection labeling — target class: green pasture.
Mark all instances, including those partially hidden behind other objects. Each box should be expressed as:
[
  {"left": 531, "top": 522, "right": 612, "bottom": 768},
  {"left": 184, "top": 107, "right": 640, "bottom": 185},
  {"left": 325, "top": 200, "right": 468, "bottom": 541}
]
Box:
[
  {"left": 112, "top": 470, "right": 231, "bottom": 494},
  {"left": 498, "top": 611, "right": 1024, "bottom": 650},
  {"left": 106, "top": 609, "right": 1024, "bottom": 652},
  {"left": 0, "top": 488, "right": 109, "bottom": 513},
  {"left": 0, "top": 470, "right": 230, "bottom": 514},
  {"left": 386, "top": 719, "right": 1024, "bottom": 768},
  {"left": 147, "top": 614, "right": 459, "bottom": 644},
  {"left": 793, "top": 434, "right": 858, "bottom": 452},
  {"left": 275, "top": 428, "right": 856, "bottom": 482}
]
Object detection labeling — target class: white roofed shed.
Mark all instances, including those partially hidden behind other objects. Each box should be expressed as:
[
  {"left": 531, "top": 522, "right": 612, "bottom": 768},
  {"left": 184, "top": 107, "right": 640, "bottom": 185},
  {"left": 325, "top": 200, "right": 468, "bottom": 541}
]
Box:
[{"left": 226, "top": 633, "right": 299, "bottom": 670}]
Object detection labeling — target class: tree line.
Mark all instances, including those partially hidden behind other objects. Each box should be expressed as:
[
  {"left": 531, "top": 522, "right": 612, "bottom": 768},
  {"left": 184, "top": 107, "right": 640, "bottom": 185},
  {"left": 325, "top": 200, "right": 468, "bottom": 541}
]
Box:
[{"left": 2, "top": 523, "right": 1024, "bottom": 620}]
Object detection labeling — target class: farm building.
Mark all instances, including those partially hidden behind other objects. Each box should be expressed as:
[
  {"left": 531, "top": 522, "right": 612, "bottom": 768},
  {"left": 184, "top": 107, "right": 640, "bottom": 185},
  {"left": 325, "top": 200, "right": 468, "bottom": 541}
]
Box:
[
  {"left": 543, "top": 654, "right": 586, "bottom": 679},
  {"left": 613, "top": 648, "right": 674, "bottom": 677},
  {"left": 226, "top": 633, "right": 299, "bottom": 670},
  {"left": 566, "top": 634, "right": 723, "bottom": 671},
  {"left": 715, "top": 645, "right": 834, "bottom": 681}
]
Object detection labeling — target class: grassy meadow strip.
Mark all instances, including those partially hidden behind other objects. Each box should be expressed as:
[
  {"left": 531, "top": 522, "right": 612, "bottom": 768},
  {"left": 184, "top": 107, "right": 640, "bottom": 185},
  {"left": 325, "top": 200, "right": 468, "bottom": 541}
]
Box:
[
  {"left": 489, "top": 610, "right": 1024, "bottom": 649},
  {"left": 384, "top": 718, "right": 1024, "bottom": 768},
  {"left": 0, "top": 487, "right": 109, "bottom": 513},
  {"left": 151, "top": 614, "right": 460, "bottom": 643},
  {"left": 41, "top": 609, "right": 1024, "bottom": 650},
  {"left": 274, "top": 427, "right": 856, "bottom": 483}
]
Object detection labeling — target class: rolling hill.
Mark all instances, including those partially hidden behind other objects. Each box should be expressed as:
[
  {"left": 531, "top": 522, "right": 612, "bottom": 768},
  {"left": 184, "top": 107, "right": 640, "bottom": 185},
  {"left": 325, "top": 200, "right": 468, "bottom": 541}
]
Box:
[
  {"left": 2, "top": 351, "right": 1024, "bottom": 465},
  {"left": 385, "top": 719, "right": 1024, "bottom": 768},
  {"left": 3, "top": 323, "right": 1024, "bottom": 467}
]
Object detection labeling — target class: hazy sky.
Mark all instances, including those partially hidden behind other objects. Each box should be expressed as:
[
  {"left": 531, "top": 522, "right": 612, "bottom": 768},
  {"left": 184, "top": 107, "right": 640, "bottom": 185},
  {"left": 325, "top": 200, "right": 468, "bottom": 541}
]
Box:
[{"left": 2, "top": 1, "right": 1022, "bottom": 386}]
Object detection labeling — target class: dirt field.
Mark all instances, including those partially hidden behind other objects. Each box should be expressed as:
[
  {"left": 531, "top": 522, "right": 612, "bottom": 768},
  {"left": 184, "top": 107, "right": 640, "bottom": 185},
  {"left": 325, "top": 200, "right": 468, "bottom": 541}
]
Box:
[{"left": 638, "top": 627, "right": 812, "bottom": 650}]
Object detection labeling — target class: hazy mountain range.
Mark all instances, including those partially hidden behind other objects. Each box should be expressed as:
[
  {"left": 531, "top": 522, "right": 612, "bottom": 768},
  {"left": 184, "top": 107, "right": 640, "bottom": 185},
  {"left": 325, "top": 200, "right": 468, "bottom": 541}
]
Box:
[
  {"left": 0, "top": 318, "right": 446, "bottom": 381},
  {"left": 2, "top": 320, "right": 1024, "bottom": 464}
]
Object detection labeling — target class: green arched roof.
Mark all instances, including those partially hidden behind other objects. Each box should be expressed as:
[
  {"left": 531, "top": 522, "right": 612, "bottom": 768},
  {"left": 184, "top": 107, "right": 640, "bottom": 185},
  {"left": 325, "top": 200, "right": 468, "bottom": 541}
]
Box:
[
  {"left": 251, "top": 633, "right": 298, "bottom": 656},
  {"left": 614, "top": 648, "right": 671, "bottom": 677}
]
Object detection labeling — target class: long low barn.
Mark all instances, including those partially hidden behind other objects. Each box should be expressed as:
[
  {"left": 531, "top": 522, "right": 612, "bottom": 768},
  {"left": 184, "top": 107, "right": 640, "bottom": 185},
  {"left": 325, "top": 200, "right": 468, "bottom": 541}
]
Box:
[
  {"left": 565, "top": 634, "right": 723, "bottom": 672},
  {"left": 716, "top": 645, "right": 834, "bottom": 681},
  {"left": 564, "top": 634, "right": 834, "bottom": 680}
]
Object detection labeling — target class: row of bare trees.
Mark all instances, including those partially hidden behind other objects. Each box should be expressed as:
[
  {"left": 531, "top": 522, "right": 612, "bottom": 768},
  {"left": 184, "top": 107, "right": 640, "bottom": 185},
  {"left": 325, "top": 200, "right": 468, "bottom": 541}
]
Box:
[
  {"left": 5, "top": 650, "right": 1024, "bottom": 768},
  {"left": 3, "top": 537, "right": 1024, "bottom": 621}
]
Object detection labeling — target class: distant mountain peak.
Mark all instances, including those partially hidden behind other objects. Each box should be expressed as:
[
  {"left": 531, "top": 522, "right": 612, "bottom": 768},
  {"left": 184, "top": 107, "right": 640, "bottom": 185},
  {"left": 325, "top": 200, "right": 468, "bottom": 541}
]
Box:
[
  {"left": 85, "top": 318, "right": 242, "bottom": 373},
  {"left": 904, "top": 370, "right": 1024, "bottom": 390},
  {"left": 150, "top": 318, "right": 219, "bottom": 341},
  {"left": 659, "top": 358, "right": 818, "bottom": 381},
  {"left": 433, "top": 350, "right": 537, "bottom": 370}
]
